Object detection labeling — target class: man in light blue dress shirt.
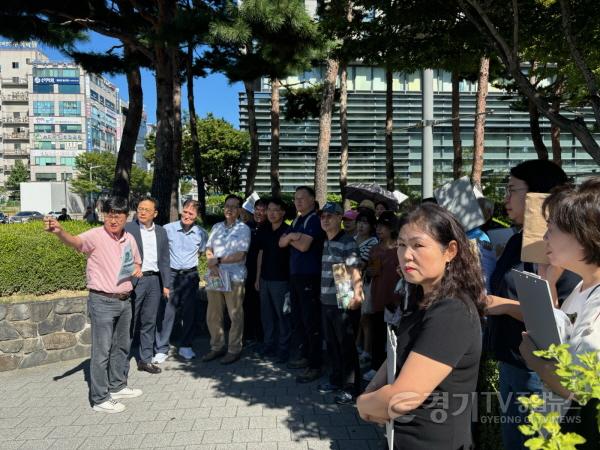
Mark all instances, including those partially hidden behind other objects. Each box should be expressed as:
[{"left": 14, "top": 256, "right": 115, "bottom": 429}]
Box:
[{"left": 153, "top": 199, "right": 208, "bottom": 362}]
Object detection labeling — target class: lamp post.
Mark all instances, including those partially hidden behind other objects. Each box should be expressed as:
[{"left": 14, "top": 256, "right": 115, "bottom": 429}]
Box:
[{"left": 88, "top": 165, "right": 102, "bottom": 208}]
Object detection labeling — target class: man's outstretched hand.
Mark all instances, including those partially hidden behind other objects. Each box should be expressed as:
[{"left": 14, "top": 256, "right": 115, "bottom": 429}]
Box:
[{"left": 44, "top": 217, "right": 62, "bottom": 234}]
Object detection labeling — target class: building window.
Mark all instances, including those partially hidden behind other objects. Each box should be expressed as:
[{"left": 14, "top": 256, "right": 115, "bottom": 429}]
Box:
[
  {"left": 58, "top": 83, "right": 80, "bottom": 94},
  {"left": 35, "top": 173, "right": 57, "bottom": 181},
  {"left": 35, "top": 157, "right": 56, "bottom": 166},
  {"left": 35, "top": 141, "right": 54, "bottom": 150},
  {"left": 14, "top": 143, "right": 21, "bottom": 150},
  {"left": 34, "top": 124, "right": 54, "bottom": 133},
  {"left": 59, "top": 101, "right": 81, "bottom": 116},
  {"left": 12, "top": 62, "right": 19, "bottom": 69},
  {"left": 33, "top": 101, "right": 54, "bottom": 116},
  {"left": 59, "top": 124, "right": 82, "bottom": 133},
  {"left": 33, "top": 84, "right": 53, "bottom": 93},
  {"left": 61, "top": 157, "right": 75, "bottom": 166},
  {"left": 90, "top": 89, "right": 99, "bottom": 101}
]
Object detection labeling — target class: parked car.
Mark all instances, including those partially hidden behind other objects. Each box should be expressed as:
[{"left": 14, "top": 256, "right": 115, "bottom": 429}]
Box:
[
  {"left": 8, "top": 211, "right": 44, "bottom": 223},
  {"left": 0, "top": 212, "right": 7, "bottom": 224},
  {"left": 47, "top": 211, "right": 62, "bottom": 219}
]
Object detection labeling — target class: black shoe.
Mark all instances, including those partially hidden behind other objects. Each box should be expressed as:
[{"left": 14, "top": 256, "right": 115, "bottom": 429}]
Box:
[
  {"left": 137, "top": 362, "right": 162, "bottom": 374},
  {"left": 334, "top": 391, "right": 355, "bottom": 405},
  {"left": 287, "top": 357, "right": 310, "bottom": 369},
  {"left": 296, "top": 368, "right": 321, "bottom": 384},
  {"left": 201, "top": 349, "right": 226, "bottom": 362},
  {"left": 275, "top": 353, "right": 289, "bottom": 364},
  {"left": 317, "top": 383, "right": 342, "bottom": 394},
  {"left": 220, "top": 352, "right": 241, "bottom": 365}
]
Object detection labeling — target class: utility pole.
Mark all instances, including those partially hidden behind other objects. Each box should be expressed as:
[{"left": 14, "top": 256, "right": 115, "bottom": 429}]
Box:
[{"left": 422, "top": 69, "right": 434, "bottom": 199}]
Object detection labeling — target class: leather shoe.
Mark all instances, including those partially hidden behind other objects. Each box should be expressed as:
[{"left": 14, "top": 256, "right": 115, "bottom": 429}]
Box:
[
  {"left": 220, "top": 352, "right": 241, "bottom": 365},
  {"left": 137, "top": 362, "right": 161, "bottom": 374},
  {"left": 201, "top": 349, "right": 227, "bottom": 362}
]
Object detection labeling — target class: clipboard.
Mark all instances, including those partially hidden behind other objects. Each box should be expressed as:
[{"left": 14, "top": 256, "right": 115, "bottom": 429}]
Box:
[{"left": 511, "top": 269, "right": 562, "bottom": 350}]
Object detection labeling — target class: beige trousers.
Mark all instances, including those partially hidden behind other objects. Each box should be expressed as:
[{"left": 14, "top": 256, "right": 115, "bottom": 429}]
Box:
[{"left": 206, "top": 282, "right": 245, "bottom": 354}]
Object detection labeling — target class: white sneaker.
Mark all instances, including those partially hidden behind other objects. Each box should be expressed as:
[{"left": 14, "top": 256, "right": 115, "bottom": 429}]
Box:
[
  {"left": 178, "top": 347, "right": 196, "bottom": 360},
  {"left": 111, "top": 386, "right": 143, "bottom": 400},
  {"left": 362, "top": 369, "right": 377, "bottom": 382},
  {"left": 92, "top": 399, "right": 126, "bottom": 414},
  {"left": 152, "top": 352, "right": 169, "bottom": 364}
]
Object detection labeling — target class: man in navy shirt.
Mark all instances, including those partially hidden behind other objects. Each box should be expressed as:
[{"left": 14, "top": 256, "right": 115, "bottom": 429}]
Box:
[{"left": 279, "top": 186, "right": 325, "bottom": 383}]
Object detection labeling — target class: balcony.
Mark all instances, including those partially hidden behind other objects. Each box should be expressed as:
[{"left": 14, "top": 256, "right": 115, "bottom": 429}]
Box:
[
  {"left": 1, "top": 77, "right": 28, "bottom": 86},
  {"left": 1, "top": 92, "right": 28, "bottom": 102},
  {"left": 2, "top": 149, "right": 28, "bottom": 156},
  {"left": 1, "top": 115, "right": 29, "bottom": 124},
  {"left": 3, "top": 131, "right": 29, "bottom": 140}
]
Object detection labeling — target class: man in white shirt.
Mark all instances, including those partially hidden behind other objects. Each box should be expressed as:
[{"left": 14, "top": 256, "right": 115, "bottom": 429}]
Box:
[{"left": 125, "top": 197, "right": 171, "bottom": 374}]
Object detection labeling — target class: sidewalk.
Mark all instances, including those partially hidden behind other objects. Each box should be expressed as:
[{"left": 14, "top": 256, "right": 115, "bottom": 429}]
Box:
[{"left": 0, "top": 338, "right": 385, "bottom": 450}]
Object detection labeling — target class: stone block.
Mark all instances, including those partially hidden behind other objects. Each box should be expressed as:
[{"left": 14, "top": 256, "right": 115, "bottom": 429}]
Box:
[
  {"left": 30, "top": 302, "right": 53, "bottom": 322},
  {"left": 38, "top": 315, "right": 64, "bottom": 335},
  {"left": 55, "top": 297, "right": 87, "bottom": 314},
  {"left": 0, "top": 305, "right": 6, "bottom": 321},
  {"left": 42, "top": 332, "right": 77, "bottom": 350},
  {"left": 7, "top": 304, "right": 30, "bottom": 321},
  {"left": 45, "top": 349, "right": 63, "bottom": 364},
  {"left": 0, "top": 322, "right": 19, "bottom": 341},
  {"left": 65, "top": 314, "right": 86, "bottom": 332},
  {"left": 19, "top": 349, "right": 47, "bottom": 369},
  {"left": 0, "top": 339, "right": 23, "bottom": 353},
  {"left": 22, "top": 338, "right": 43, "bottom": 354},
  {"left": 0, "top": 355, "right": 21, "bottom": 371},
  {"left": 60, "top": 344, "right": 90, "bottom": 361},
  {"left": 13, "top": 321, "right": 37, "bottom": 338},
  {"left": 79, "top": 326, "right": 92, "bottom": 345}
]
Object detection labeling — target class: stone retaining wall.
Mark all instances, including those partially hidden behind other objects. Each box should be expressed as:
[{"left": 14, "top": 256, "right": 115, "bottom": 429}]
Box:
[{"left": 0, "top": 297, "right": 90, "bottom": 371}]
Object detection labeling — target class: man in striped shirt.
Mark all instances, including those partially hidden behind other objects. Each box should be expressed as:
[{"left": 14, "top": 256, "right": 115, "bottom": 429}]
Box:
[{"left": 317, "top": 202, "right": 364, "bottom": 405}]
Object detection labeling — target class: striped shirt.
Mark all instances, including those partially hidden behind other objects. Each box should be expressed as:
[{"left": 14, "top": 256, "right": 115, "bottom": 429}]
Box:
[
  {"left": 321, "top": 231, "right": 361, "bottom": 306},
  {"left": 357, "top": 236, "right": 378, "bottom": 262}
]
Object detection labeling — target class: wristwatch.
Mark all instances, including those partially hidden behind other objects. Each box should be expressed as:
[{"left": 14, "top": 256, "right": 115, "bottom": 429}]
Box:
[{"left": 217, "top": 257, "right": 222, "bottom": 265}]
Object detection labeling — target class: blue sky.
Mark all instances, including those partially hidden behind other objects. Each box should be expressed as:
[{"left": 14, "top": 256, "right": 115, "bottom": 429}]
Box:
[{"left": 39, "top": 32, "right": 243, "bottom": 128}]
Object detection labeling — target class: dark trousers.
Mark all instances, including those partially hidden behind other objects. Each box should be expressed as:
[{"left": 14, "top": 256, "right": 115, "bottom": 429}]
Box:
[
  {"left": 260, "top": 278, "right": 292, "bottom": 357},
  {"left": 155, "top": 271, "right": 199, "bottom": 353},
  {"left": 370, "top": 311, "right": 386, "bottom": 370},
  {"left": 243, "top": 279, "right": 263, "bottom": 342},
  {"left": 88, "top": 292, "right": 132, "bottom": 405},
  {"left": 290, "top": 274, "right": 322, "bottom": 369},
  {"left": 321, "top": 304, "right": 361, "bottom": 394},
  {"left": 129, "top": 275, "right": 162, "bottom": 365}
]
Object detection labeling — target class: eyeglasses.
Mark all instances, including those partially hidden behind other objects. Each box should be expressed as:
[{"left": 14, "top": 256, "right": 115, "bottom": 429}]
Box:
[
  {"left": 137, "top": 207, "right": 155, "bottom": 213},
  {"left": 505, "top": 187, "right": 528, "bottom": 196}
]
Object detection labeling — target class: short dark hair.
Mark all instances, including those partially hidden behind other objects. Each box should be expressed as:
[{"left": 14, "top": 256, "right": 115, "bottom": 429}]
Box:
[
  {"left": 254, "top": 198, "right": 268, "bottom": 209},
  {"left": 102, "top": 196, "right": 129, "bottom": 215},
  {"left": 182, "top": 199, "right": 199, "bottom": 211},
  {"left": 267, "top": 197, "right": 287, "bottom": 211},
  {"left": 377, "top": 211, "right": 399, "bottom": 239},
  {"left": 356, "top": 209, "right": 376, "bottom": 234},
  {"left": 139, "top": 196, "right": 159, "bottom": 210},
  {"left": 401, "top": 203, "right": 486, "bottom": 316},
  {"left": 295, "top": 186, "right": 315, "bottom": 198},
  {"left": 375, "top": 201, "right": 388, "bottom": 210},
  {"left": 543, "top": 177, "right": 600, "bottom": 266},
  {"left": 224, "top": 194, "right": 243, "bottom": 207},
  {"left": 510, "top": 160, "right": 568, "bottom": 193}
]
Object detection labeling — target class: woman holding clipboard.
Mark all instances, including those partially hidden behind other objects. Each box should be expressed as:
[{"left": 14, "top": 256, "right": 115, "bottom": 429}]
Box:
[
  {"left": 519, "top": 178, "right": 600, "bottom": 449},
  {"left": 357, "top": 204, "right": 486, "bottom": 449}
]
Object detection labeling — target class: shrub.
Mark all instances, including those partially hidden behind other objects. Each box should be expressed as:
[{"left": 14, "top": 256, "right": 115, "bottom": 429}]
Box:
[{"left": 0, "top": 221, "right": 92, "bottom": 296}]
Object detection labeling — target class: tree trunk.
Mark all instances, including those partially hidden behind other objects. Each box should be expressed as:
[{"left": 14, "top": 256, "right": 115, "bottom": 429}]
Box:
[
  {"left": 451, "top": 70, "right": 463, "bottom": 179},
  {"left": 186, "top": 43, "right": 206, "bottom": 220},
  {"left": 385, "top": 67, "right": 395, "bottom": 191},
  {"left": 471, "top": 56, "right": 489, "bottom": 190},
  {"left": 171, "top": 61, "right": 183, "bottom": 223},
  {"left": 112, "top": 45, "right": 143, "bottom": 200},
  {"left": 460, "top": 0, "right": 600, "bottom": 164},
  {"left": 528, "top": 100, "right": 548, "bottom": 160},
  {"left": 551, "top": 97, "right": 562, "bottom": 166},
  {"left": 314, "top": 58, "right": 339, "bottom": 207},
  {"left": 270, "top": 77, "right": 281, "bottom": 197},
  {"left": 244, "top": 79, "right": 260, "bottom": 197},
  {"left": 339, "top": 62, "right": 349, "bottom": 209}
]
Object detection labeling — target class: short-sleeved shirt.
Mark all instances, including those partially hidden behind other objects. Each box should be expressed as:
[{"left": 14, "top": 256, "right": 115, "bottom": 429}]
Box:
[
  {"left": 289, "top": 211, "right": 325, "bottom": 276},
  {"left": 78, "top": 226, "right": 142, "bottom": 294},
  {"left": 207, "top": 220, "right": 251, "bottom": 283},
  {"left": 488, "top": 231, "right": 580, "bottom": 368},
  {"left": 164, "top": 221, "right": 209, "bottom": 270},
  {"left": 466, "top": 227, "right": 496, "bottom": 293},
  {"left": 320, "top": 231, "right": 361, "bottom": 306},
  {"left": 392, "top": 297, "right": 482, "bottom": 449},
  {"left": 257, "top": 223, "right": 290, "bottom": 281}
]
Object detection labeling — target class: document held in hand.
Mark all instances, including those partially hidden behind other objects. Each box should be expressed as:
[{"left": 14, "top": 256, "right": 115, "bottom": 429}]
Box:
[{"left": 521, "top": 192, "right": 550, "bottom": 264}]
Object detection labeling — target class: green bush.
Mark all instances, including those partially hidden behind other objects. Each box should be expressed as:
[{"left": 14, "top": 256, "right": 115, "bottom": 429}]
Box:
[
  {"left": 0, "top": 221, "right": 93, "bottom": 296},
  {"left": 474, "top": 358, "right": 503, "bottom": 449}
]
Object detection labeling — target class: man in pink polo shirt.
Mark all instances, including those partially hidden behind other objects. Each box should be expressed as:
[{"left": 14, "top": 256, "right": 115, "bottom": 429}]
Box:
[{"left": 45, "top": 196, "right": 143, "bottom": 414}]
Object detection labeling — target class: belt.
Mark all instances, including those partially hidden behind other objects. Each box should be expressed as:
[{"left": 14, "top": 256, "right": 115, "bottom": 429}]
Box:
[
  {"left": 142, "top": 271, "right": 159, "bottom": 276},
  {"left": 171, "top": 267, "right": 197, "bottom": 275},
  {"left": 90, "top": 289, "right": 131, "bottom": 300}
]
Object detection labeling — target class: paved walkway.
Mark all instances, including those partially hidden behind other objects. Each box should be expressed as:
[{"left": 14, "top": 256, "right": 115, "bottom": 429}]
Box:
[{"left": 0, "top": 339, "right": 384, "bottom": 449}]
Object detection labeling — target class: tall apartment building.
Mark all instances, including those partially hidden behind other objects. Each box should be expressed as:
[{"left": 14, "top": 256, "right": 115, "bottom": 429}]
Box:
[
  {"left": 239, "top": 67, "right": 599, "bottom": 193},
  {"left": 0, "top": 41, "right": 148, "bottom": 188}
]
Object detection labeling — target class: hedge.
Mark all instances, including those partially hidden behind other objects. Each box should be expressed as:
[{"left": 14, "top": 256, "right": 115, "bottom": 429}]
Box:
[{"left": 0, "top": 221, "right": 208, "bottom": 297}]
